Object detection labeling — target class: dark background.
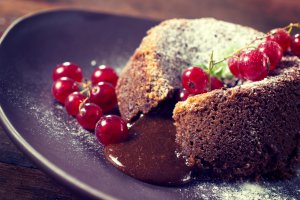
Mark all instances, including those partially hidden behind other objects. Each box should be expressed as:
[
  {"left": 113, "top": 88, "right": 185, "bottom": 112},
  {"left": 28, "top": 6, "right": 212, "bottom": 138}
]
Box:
[{"left": 0, "top": 0, "right": 299, "bottom": 199}]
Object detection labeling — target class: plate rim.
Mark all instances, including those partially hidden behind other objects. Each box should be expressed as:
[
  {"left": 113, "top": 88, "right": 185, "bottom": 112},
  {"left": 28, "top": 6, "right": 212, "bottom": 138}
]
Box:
[{"left": 0, "top": 9, "right": 131, "bottom": 200}]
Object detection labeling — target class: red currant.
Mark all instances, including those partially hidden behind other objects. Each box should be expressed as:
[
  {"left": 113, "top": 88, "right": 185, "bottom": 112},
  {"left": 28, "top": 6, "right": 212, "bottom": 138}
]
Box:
[
  {"left": 52, "top": 62, "right": 83, "bottom": 82},
  {"left": 65, "top": 92, "right": 87, "bottom": 116},
  {"left": 179, "top": 89, "right": 190, "bottom": 101},
  {"left": 91, "top": 65, "right": 118, "bottom": 86},
  {"left": 228, "top": 54, "right": 243, "bottom": 79},
  {"left": 76, "top": 103, "right": 103, "bottom": 130},
  {"left": 181, "top": 67, "right": 209, "bottom": 95},
  {"left": 239, "top": 49, "right": 269, "bottom": 81},
  {"left": 89, "top": 82, "right": 117, "bottom": 113},
  {"left": 291, "top": 33, "right": 300, "bottom": 57},
  {"left": 211, "top": 77, "right": 223, "bottom": 90},
  {"left": 95, "top": 115, "right": 128, "bottom": 146},
  {"left": 266, "top": 28, "right": 291, "bottom": 52},
  {"left": 52, "top": 77, "right": 79, "bottom": 104},
  {"left": 258, "top": 41, "right": 283, "bottom": 70}
]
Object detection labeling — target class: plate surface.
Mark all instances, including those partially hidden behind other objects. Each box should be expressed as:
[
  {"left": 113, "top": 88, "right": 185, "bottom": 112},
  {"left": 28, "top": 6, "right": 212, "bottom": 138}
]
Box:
[{"left": 0, "top": 10, "right": 299, "bottom": 200}]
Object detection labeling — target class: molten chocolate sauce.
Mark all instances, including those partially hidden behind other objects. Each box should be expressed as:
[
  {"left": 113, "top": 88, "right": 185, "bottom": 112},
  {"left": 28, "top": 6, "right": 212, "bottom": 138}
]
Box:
[{"left": 104, "top": 114, "right": 193, "bottom": 186}]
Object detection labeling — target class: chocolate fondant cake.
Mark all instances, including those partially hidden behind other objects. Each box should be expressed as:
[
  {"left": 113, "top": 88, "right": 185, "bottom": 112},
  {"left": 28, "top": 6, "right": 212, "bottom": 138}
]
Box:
[{"left": 116, "top": 18, "right": 300, "bottom": 178}]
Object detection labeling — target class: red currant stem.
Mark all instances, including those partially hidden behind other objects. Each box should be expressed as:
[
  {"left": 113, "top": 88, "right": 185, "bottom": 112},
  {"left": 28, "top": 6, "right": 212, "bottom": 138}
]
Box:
[
  {"left": 207, "top": 51, "right": 214, "bottom": 92},
  {"left": 78, "top": 80, "right": 91, "bottom": 89},
  {"left": 214, "top": 59, "right": 226, "bottom": 66},
  {"left": 247, "top": 23, "right": 299, "bottom": 44},
  {"left": 78, "top": 97, "right": 89, "bottom": 110},
  {"left": 283, "top": 23, "right": 300, "bottom": 33},
  {"left": 213, "top": 46, "right": 256, "bottom": 67},
  {"left": 238, "top": 44, "right": 257, "bottom": 54},
  {"left": 288, "top": 24, "right": 293, "bottom": 33},
  {"left": 85, "top": 80, "right": 92, "bottom": 89},
  {"left": 80, "top": 87, "right": 89, "bottom": 94},
  {"left": 283, "top": 22, "right": 300, "bottom": 29},
  {"left": 79, "top": 80, "right": 92, "bottom": 96},
  {"left": 213, "top": 56, "right": 231, "bottom": 66},
  {"left": 248, "top": 36, "right": 266, "bottom": 45}
]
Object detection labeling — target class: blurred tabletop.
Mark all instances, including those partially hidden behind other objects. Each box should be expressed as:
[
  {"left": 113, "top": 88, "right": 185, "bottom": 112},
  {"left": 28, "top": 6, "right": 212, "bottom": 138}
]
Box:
[{"left": 0, "top": 0, "right": 300, "bottom": 200}]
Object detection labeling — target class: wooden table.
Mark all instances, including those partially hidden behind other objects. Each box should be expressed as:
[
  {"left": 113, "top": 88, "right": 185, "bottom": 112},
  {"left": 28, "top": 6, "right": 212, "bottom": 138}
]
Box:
[{"left": 1, "top": 0, "right": 300, "bottom": 199}]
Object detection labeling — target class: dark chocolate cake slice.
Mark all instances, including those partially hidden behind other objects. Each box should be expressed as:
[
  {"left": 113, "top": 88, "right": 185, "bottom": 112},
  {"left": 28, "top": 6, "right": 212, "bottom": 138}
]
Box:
[{"left": 173, "top": 56, "right": 300, "bottom": 179}]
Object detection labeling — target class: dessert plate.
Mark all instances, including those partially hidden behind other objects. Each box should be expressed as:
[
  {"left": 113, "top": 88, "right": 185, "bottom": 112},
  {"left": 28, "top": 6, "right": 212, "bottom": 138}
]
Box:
[{"left": 0, "top": 10, "right": 299, "bottom": 200}]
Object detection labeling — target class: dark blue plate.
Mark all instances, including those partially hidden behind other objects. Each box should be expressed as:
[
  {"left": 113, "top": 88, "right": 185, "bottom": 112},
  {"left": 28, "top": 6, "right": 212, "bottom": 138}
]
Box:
[{"left": 0, "top": 10, "right": 299, "bottom": 200}]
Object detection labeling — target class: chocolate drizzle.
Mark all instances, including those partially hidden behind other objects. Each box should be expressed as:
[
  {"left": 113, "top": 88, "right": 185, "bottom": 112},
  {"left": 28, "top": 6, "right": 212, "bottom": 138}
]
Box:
[{"left": 104, "top": 114, "right": 193, "bottom": 186}]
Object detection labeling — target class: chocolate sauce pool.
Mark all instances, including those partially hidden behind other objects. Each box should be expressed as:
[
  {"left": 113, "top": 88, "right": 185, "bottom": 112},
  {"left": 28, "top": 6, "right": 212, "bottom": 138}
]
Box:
[{"left": 104, "top": 115, "right": 193, "bottom": 186}]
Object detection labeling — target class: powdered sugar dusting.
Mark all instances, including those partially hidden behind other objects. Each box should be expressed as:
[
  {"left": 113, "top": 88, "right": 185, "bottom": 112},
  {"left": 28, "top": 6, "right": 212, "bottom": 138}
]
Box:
[
  {"left": 30, "top": 102, "right": 101, "bottom": 153},
  {"left": 151, "top": 18, "right": 264, "bottom": 72},
  {"left": 3, "top": 77, "right": 102, "bottom": 158},
  {"left": 178, "top": 173, "right": 300, "bottom": 200}
]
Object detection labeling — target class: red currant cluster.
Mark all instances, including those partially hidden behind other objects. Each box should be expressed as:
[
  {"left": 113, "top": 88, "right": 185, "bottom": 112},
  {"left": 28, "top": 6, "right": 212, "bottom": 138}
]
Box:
[
  {"left": 51, "top": 62, "right": 128, "bottom": 146},
  {"left": 180, "top": 24, "right": 300, "bottom": 100}
]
